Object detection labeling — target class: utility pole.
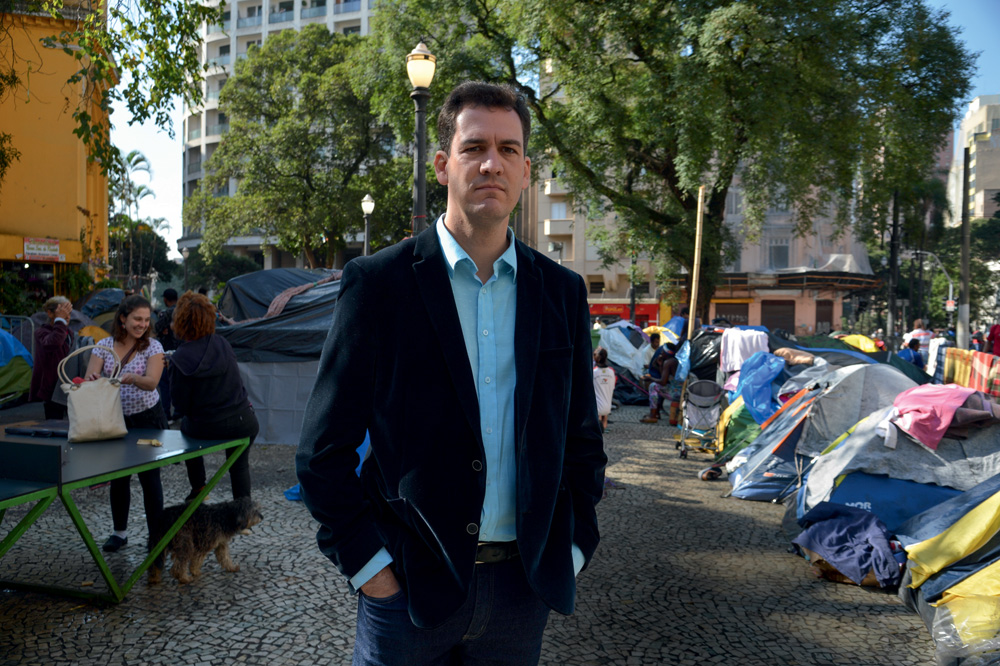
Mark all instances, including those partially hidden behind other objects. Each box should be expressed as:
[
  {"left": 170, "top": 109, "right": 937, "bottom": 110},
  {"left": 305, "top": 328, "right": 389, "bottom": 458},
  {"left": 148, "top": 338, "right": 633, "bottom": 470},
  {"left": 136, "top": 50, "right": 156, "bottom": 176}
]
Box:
[{"left": 959, "top": 146, "right": 971, "bottom": 348}]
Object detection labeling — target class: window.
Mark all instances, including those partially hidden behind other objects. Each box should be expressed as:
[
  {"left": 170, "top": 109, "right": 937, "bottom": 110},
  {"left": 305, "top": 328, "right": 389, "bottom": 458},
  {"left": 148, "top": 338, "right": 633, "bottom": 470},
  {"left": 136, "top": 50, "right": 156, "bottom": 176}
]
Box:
[
  {"left": 993, "top": 118, "right": 999, "bottom": 132},
  {"left": 635, "top": 282, "right": 650, "bottom": 296},
  {"left": 550, "top": 202, "right": 567, "bottom": 219},
  {"left": 590, "top": 281, "right": 605, "bottom": 295},
  {"left": 218, "top": 44, "right": 230, "bottom": 55},
  {"left": 246, "top": 5, "right": 262, "bottom": 16},
  {"left": 767, "top": 238, "right": 790, "bottom": 269},
  {"left": 343, "top": 25, "right": 361, "bottom": 35}
]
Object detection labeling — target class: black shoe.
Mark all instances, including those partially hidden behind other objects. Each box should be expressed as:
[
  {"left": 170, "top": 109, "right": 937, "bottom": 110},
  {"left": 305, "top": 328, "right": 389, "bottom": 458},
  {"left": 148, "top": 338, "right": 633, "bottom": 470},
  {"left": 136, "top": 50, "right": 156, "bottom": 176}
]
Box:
[
  {"left": 185, "top": 486, "right": 206, "bottom": 502},
  {"left": 103, "top": 535, "right": 127, "bottom": 552}
]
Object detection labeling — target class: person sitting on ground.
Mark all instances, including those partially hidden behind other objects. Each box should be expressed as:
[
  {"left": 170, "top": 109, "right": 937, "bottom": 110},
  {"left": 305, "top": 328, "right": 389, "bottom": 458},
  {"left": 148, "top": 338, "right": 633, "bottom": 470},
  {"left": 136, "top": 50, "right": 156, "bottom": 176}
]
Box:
[
  {"left": 641, "top": 342, "right": 681, "bottom": 424},
  {"left": 29, "top": 296, "right": 74, "bottom": 420},
  {"left": 170, "top": 291, "right": 258, "bottom": 502},
  {"left": 593, "top": 347, "right": 616, "bottom": 432},
  {"left": 898, "top": 338, "right": 925, "bottom": 370}
]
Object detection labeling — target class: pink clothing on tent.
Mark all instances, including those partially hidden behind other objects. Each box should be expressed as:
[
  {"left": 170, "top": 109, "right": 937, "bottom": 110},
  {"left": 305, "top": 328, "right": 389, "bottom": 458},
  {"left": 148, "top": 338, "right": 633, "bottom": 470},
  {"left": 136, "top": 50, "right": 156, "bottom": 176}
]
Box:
[
  {"left": 720, "top": 329, "right": 770, "bottom": 372},
  {"left": 890, "top": 384, "right": 976, "bottom": 451}
]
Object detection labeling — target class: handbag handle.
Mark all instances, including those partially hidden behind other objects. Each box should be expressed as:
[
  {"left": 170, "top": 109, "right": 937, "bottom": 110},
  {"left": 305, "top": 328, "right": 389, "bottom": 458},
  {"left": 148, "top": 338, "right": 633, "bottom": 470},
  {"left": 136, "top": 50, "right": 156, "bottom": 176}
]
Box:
[{"left": 57, "top": 343, "right": 123, "bottom": 386}]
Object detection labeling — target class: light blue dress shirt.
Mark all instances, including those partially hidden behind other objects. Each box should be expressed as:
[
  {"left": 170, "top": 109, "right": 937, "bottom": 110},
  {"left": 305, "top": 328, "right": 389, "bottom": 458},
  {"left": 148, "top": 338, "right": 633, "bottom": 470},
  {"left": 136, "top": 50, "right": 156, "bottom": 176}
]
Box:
[{"left": 350, "top": 216, "right": 583, "bottom": 591}]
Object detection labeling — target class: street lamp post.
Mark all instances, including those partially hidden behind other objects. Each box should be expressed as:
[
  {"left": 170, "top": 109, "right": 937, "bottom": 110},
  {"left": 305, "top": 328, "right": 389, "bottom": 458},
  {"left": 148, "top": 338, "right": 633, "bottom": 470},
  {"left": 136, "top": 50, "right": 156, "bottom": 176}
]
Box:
[
  {"left": 406, "top": 42, "right": 436, "bottom": 236},
  {"left": 361, "top": 194, "right": 375, "bottom": 256},
  {"left": 181, "top": 247, "right": 190, "bottom": 291}
]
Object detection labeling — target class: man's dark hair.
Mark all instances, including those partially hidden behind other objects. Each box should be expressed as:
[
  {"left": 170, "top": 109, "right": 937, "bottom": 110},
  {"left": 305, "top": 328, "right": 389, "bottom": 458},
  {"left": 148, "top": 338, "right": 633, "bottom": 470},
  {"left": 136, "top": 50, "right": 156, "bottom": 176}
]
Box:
[
  {"left": 163, "top": 288, "right": 178, "bottom": 303},
  {"left": 650, "top": 333, "right": 660, "bottom": 344},
  {"left": 437, "top": 81, "right": 531, "bottom": 155},
  {"left": 907, "top": 338, "right": 921, "bottom": 351},
  {"left": 679, "top": 306, "right": 690, "bottom": 317}
]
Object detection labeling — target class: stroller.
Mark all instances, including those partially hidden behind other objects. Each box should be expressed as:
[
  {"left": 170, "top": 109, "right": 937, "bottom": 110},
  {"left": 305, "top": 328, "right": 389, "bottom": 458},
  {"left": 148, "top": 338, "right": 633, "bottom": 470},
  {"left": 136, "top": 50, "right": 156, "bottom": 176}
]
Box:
[{"left": 676, "top": 379, "right": 726, "bottom": 459}]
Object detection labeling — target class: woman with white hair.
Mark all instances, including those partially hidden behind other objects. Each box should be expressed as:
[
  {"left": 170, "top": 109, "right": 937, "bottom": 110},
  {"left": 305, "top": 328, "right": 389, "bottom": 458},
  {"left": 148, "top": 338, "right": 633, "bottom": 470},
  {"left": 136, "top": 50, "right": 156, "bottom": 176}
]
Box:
[{"left": 29, "top": 295, "right": 74, "bottom": 420}]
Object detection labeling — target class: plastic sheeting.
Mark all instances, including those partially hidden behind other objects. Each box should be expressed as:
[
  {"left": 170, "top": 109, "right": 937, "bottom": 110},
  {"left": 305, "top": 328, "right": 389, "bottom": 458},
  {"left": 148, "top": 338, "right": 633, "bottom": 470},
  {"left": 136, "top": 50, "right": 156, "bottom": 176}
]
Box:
[
  {"left": 599, "top": 327, "right": 647, "bottom": 379},
  {"left": 216, "top": 270, "right": 342, "bottom": 363},
  {"left": 687, "top": 329, "right": 723, "bottom": 380},
  {"left": 238, "top": 359, "right": 319, "bottom": 445},
  {"left": 733, "top": 352, "right": 786, "bottom": 424}
]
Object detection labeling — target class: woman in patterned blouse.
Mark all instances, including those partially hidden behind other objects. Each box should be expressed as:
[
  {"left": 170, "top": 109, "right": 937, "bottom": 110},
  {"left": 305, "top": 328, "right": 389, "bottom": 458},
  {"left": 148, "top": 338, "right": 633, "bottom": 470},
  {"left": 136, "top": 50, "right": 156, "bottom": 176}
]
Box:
[{"left": 85, "top": 294, "right": 167, "bottom": 558}]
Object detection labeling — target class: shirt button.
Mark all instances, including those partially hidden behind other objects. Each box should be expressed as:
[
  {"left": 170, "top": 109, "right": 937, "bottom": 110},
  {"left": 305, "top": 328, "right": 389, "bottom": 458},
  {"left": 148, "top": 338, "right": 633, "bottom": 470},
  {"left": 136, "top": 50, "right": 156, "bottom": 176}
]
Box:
[
  {"left": 484, "top": 376, "right": 491, "bottom": 384},
  {"left": 481, "top": 287, "right": 487, "bottom": 294},
  {"left": 472, "top": 460, "right": 483, "bottom": 471},
  {"left": 486, "top": 427, "right": 493, "bottom": 434},
  {"left": 466, "top": 523, "right": 479, "bottom": 535},
  {"left": 482, "top": 329, "right": 489, "bottom": 336}
]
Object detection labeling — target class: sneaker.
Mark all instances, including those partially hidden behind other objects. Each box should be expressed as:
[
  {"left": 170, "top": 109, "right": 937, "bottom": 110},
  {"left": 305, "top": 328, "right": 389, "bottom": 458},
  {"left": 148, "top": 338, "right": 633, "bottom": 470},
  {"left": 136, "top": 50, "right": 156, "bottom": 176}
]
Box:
[
  {"left": 640, "top": 415, "right": 659, "bottom": 424},
  {"left": 102, "top": 535, "right": 127, "bottom": 552}
]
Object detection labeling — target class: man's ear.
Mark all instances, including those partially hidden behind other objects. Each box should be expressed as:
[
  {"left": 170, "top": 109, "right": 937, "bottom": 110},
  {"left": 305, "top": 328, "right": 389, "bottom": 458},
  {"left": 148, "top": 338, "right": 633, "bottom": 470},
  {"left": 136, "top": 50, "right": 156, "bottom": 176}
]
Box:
[
  {"left": 433, "top": 150, "right": 449, "bottom": 186},
  {"left": 522, "top": 156, "right": 531, "bottom": 191}
]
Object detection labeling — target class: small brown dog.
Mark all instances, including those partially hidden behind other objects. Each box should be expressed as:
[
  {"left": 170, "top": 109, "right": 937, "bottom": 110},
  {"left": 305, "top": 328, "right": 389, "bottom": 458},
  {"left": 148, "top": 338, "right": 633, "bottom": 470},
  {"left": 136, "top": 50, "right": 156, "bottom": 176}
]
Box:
[{"left": 149, "top": 497, "right": 263, "bottom": 584}]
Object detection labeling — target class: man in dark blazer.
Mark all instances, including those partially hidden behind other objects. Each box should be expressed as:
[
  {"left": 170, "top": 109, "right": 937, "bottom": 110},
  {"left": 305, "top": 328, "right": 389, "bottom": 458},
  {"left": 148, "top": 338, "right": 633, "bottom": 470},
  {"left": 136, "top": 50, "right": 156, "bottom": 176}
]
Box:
[{"left": 296, "top": 81, "right": 607, "bottom": 666}]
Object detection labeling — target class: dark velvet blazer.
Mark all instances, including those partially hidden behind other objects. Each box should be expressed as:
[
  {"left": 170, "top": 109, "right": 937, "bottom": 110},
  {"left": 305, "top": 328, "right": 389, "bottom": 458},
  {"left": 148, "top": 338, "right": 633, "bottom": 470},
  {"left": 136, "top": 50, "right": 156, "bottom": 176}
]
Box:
[{"left": 296, "top": 226, "right": 607, "bottom": 629}]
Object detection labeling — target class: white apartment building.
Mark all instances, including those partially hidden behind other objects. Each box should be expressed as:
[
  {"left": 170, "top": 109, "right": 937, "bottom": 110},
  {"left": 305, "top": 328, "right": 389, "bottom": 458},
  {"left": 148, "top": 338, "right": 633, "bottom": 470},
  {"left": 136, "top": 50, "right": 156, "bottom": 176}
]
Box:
[
  {"left": 178, "top": 0, "right": 376, "bottom": 268},
  {"left": 948, "top": 95, "right": 1000, "bottom": 226}
]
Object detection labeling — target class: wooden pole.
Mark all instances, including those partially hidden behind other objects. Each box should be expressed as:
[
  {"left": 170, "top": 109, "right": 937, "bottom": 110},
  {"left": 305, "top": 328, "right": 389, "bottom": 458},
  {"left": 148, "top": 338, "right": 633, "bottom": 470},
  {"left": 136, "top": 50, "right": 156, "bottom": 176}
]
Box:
[{"left": 688, "top": 186, "right": 705, "bottom": 342}]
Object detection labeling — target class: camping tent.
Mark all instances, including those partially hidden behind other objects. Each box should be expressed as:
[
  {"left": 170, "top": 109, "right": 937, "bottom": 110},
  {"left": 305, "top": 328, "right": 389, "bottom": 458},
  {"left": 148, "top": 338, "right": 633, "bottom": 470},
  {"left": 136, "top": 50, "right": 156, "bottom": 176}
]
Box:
[
  {"left": 0, "top": 329, "right": 32, "bottom": 406},
  {"left": 798, "top": 405, "right": 1000, "bottom": 532},
  {"left": 728, "top": 364, "right": 917, "bottom": 502}
]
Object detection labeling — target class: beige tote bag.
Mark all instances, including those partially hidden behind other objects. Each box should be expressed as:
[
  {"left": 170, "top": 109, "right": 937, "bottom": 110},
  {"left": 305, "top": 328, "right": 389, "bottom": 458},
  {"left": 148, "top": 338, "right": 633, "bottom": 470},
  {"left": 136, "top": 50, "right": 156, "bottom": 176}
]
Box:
[{"left": 58, "top": 344, "right": 129, "bottom": 442}]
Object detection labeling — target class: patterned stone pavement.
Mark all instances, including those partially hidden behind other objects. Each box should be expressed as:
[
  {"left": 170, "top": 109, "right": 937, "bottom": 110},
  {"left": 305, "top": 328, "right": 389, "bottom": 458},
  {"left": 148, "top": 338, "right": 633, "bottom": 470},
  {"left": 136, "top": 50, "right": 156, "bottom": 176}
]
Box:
[{"left": 0, "top": 402, "right": 934, "bottom": 665}]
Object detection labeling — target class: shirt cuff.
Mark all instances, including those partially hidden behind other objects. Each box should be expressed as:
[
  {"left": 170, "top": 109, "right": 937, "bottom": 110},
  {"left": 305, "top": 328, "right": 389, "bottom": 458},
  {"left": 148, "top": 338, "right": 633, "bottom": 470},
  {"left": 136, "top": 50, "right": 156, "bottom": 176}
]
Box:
[
  {"left": 572, "top": 543, "right": 586, "bottom": 577},
  {"left": 349, "top": 547, "right": 394, "bottom": 592},
  {"left": 54, "top": 318, "right": 68, "bottom": 325}
]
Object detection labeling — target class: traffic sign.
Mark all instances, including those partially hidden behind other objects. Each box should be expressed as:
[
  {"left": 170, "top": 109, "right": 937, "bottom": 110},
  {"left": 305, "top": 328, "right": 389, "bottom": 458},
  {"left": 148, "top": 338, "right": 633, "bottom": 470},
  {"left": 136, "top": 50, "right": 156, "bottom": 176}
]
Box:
[{"left": 946, "top": 299, "right": 956, "bottom": 312}]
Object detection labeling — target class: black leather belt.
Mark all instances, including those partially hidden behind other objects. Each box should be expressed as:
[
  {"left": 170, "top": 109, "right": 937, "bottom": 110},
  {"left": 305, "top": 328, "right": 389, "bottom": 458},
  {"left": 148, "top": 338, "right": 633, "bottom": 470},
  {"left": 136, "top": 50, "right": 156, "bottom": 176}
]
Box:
[{"left": 475, "top": 541, "right": 519, "bottom": 564}]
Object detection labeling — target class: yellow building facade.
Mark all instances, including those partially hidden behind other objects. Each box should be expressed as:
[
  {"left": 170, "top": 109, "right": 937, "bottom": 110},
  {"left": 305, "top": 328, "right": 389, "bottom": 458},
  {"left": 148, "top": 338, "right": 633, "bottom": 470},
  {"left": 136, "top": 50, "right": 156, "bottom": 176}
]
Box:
[{"left": 0, "top": 5, "right": 110, "bottom": 301}]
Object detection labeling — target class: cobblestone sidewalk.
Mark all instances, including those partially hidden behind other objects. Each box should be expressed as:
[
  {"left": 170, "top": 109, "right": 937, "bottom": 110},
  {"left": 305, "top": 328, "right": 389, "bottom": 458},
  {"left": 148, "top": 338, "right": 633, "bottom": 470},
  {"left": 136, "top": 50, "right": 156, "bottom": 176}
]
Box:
[{"left": 0, "top": 402, "right": 934, "bottom": 665}]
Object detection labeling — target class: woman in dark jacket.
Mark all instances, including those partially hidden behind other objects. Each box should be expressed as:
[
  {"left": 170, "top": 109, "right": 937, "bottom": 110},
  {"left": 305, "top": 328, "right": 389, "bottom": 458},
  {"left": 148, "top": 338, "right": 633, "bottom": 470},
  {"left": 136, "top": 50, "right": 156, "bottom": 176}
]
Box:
[{"left": 170, "top": 292, "right": 258, "bottom": 500}]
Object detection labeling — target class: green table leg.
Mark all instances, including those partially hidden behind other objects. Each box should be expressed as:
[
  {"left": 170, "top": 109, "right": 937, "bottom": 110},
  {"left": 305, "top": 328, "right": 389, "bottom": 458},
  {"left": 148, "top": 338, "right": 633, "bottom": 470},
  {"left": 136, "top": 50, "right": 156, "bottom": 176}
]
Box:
[{"left": 0, "top": 494, "right": 56, "bottom": 559}]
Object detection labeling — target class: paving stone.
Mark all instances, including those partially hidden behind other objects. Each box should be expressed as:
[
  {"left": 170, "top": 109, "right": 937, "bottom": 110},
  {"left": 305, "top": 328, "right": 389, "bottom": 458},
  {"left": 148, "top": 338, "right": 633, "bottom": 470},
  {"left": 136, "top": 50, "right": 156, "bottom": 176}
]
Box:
[{"left": 0, "top": 402, "right": 936, "bottom": 665}]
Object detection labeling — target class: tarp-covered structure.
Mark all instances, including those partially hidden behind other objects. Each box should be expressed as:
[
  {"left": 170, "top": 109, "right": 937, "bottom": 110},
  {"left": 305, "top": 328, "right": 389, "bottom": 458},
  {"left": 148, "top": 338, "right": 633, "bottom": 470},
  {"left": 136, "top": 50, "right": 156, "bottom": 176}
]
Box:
[
  {"left": 214, "top": 268, "right": 342, "bottom": 444},
  {"left": 896, "top": 473, "right": 1000, "bottom": 666}
]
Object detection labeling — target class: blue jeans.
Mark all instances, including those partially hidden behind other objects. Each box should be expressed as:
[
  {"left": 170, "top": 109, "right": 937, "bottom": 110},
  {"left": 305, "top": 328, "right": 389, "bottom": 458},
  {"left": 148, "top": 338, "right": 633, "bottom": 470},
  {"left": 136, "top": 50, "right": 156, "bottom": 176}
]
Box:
[{"left": 353, "top": 559, "right": 551, "bottom": 666}]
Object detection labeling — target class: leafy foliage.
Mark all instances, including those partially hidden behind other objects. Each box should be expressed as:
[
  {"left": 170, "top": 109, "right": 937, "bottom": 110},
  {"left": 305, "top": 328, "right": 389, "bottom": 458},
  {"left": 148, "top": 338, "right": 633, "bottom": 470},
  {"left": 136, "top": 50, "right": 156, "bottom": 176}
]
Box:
[
  {"left": 0, "top": 271, "right": 35, "bottom": 316},
  {"left": 182, "top": 246, "right": 259, "bottom": 291},
  {"left": 1, "top": 0, "right": 223, "bottom": 176},
  {"left": 361, "top": 0, "right": 973, "bottom": 307},
  {"left": 108, "top": 224, "right": 176, "bottom": 285},
  {"left": 185, "top": 26, "right": 417, "bottom": 268}
]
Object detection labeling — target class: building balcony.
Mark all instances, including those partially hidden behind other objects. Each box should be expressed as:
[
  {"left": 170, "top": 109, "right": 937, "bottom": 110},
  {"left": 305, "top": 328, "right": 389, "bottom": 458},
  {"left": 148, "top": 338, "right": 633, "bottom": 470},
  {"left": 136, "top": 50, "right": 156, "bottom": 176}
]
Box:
[
  {"left": 544, "top": 218, "right": 573, "bottom": 236},
  {"left": 207, "top": 90, "right": 221, "bottom": 101},
  {"left": 270, "top": 9, "right": 294, "bottom": 22},
  {"left": 207, "top": 55, "right": 231, "bottom": 67},
  {"left": 544, "top": 178, "right": 568, "bottom": 196},
  {"left": 187, "top": 128, "right": 202, "bottom": 141},
  {"left": 207, "top": 20, "right": 231, "bottom": 34},
  {"left": 302, "top": 5, "right": 327, "bottom": 18},
  {"left": 187, "top": 161, "right": 203, "bottom": 174},
  {"left": 334, "top": 0, "right": 361, "bottom": 14},
  {"left": 207, "top": 123, "right": 229, "bottom": 136},
  {"left": 237, "top": 15, "right": 262, "bottom": 27}
]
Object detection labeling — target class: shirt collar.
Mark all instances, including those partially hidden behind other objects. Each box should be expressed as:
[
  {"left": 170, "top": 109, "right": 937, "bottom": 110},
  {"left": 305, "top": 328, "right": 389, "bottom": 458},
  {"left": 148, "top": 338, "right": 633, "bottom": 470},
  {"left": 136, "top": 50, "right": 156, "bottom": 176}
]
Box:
[{"left": 435, "top": 214, "right": 518, "bottom": 280}]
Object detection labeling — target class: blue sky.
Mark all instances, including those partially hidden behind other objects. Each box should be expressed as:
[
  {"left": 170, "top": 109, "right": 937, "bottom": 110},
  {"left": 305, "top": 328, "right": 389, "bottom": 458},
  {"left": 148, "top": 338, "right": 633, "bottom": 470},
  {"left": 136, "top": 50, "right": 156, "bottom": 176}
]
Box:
[{"left": 111, "top": 2, "right": 1000, "bottom": 260}]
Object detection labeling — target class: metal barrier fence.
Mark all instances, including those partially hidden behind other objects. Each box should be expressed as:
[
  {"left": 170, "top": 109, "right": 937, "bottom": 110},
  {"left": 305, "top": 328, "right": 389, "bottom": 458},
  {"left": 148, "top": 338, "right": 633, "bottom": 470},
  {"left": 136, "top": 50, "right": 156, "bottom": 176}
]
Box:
[{"left": 1, "top": 315, "right": 36, "bottom": 359}]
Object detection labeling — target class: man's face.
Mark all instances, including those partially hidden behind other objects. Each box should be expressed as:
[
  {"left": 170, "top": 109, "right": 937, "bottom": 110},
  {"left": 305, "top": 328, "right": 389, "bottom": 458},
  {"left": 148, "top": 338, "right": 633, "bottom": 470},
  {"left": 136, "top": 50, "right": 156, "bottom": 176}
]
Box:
[{"left": 434, "top": 105, "right": 530, "bottom": 227}]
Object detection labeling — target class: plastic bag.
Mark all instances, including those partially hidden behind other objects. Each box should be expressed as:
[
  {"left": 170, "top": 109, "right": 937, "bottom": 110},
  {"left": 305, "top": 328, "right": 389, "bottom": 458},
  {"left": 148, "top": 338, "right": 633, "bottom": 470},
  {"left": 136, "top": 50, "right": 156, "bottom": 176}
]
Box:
[{"left": 675, "top": 340, "right": 691, "bottom": 382}]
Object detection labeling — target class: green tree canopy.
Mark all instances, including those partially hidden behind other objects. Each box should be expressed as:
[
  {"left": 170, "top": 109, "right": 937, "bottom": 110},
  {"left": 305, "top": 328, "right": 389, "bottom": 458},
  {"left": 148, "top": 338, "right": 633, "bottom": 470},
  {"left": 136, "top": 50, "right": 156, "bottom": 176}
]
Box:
[
  {"left": 182, "top": 246, "right": 259, "bottom": 293},
  {"left": 360, "top": 0, "right": 974, "bottom": 308},
  {"left": 185, "top": 26, "right": 416, "bottom": 268}
]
